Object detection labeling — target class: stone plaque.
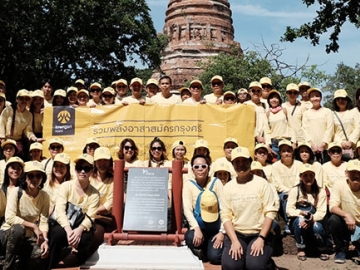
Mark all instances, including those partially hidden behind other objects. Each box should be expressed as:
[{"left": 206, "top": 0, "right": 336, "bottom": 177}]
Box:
[{"left": 123, "top": 168, "right": 168, "bottom": 231}]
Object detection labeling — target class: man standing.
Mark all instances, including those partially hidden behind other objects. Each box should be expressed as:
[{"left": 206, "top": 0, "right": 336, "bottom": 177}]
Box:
[
  {"left": 260, "top": 77, "right": 272, "bottom": 110},
  {"left": 298, "top": 81, "right": 312, "bottom": 109},
  {"left": 244, "top": 81, "right": 267, "bottom": 144},
  {"left": 329, "top": 160, "right": 360, "bottom": 264},
  {"left": 204, "top": 75, "right": 224, "bottom": 104},
  {"left": 183, "top": 80, "right": 205, "bottom": 104},
  {"left": 151, "top": 76, "right": 182, "bottom": 104}
]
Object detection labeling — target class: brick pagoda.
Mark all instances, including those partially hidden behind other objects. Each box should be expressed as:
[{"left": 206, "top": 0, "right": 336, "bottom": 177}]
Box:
[{"left": 160, "top": 0, "right": 241, "bottom": 89}]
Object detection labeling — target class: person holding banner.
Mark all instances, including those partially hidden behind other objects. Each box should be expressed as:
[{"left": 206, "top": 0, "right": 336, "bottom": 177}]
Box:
[
  {"left": 183, "top": 154, "right": 223, "bottom": 264},
  {"left": 114, "top": 79, "right": 128, "bottom": 103},
  {"left": 122, "top": 78, "right": 149, "bottom": 105},
  {"left": 151, "top": 76, "right": 182, "bottom": 104},
  {"left": 100, "top": 87, "right": 116, "bottom": 105},
  {"left": 76, "top": 89, "right": 90, "bottom": 107}
]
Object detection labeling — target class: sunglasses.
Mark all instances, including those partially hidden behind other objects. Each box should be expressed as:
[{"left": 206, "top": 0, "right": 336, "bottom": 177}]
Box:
[
  {"left": 192, "top": 164, "right": 208, "bottom": 170},
  {"left": 27, "top": 173, "right": 42, "bottom": 180},
  {"left": 287, "top": 91, "right": 298, "bottom": 95},
  {"left": 251, "top": 89, "right": 261, "bottom": 93},
  {"left": 102, "top": 94, "right": 113, "bottom": 98},
  {"left": 212, "top": 82, "right": 223, "bottom": 86},
  {"left": 18, "top": 97, "right": 30, "bottom": 102},
  {"left": 10, "top": 164, "right": 22, "bottom": 170},
  {"left": 225, "top": 96, "right": 235, "bottom": 101},
  {"left": 90, "top": 89, "right": 101, "bottom": 93},
  {"left": 151, "top": 147, "right": 163, "bottom": 151},
  {"left": 50, "top": 145, "right": 62, "bottom": 150},
  {"left": 75, "top": 165, "right": 92, "bottom": 173},
  {"left": 329, "top": 148, "right": 342, "bottom": 154},
  {"left": 124, "top": 145, "right": 134, "bottom": 151},
  {"left": 262, "top": 85, "right": 272, "bottom": 89}
]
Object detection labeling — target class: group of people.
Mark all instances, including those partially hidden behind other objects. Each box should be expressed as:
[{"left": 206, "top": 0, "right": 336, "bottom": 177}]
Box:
[{"left": 0, "top": 75, "right": 359, "bottom": 269}]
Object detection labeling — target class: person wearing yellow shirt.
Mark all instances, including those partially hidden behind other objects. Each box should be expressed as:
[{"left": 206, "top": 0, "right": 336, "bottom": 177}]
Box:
[
  {"left": 272, "top": 139, "right": 302, "bottom": 233},
  {"left": 302, "top": 87, "right": 334, "bottom": 164},
  {"left": 151, "top": 76, "right": 182, "bottom": 104},
  {"left": 1, "top": 156, "right": 24, "bottom": 197},
  {"left": 122, "top": 78, "right": 150, "bottom": 105},
  {"left": 221, "top": 146, "right": 278, "bottom": 270},
  {"left": 286, "top": 164, "right": 329, "bottom": 261},
  {"left": 1, "top": 161, "right": 50, "bottom": 269},
  {"left": 253, "top": 143, "right": 273, "bottom": 183},
  {"left": 183, "top": 154, "right": 223, "bottom": 264},
  {"left": 322, "top": 142, "right": 347, "bottom": 194},
  {"left": 210, "top": 137, "right": 238, "bottom": 181},
  {"left": 43, "top": 153, "right": 72, "bottom": 215},
  {"left": 331, "top": 89, "right": 359, "bottom": 161},
  {"left": 47, "top": 154, "right": 100, "bottom": 269},
  {"left": 203, "top": 75, "right": 224, "bottom": 104},
  {"left": 328, "top": 160, "right": 360, "bottom": 264}
]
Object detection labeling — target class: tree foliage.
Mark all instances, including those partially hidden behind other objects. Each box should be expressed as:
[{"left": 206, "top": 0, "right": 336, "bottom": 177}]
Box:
[
  {"left": 198, "top": 49, "right": 275, "bottom": 96},
  {"left": 281, "top": 0, "right": 360, "bottom": 53},
  {"left": 323, "top": 62, "right": 360, "bottom": 107},
  {"left": 0, "top": 0, "right": 163, "bottom": 99}
]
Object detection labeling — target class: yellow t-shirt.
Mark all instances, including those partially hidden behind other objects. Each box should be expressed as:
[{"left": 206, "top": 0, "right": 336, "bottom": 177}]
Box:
[
  {"left": 54, "top": 180, "right": 99, "bottom": 231},
  {"left": 150, "top": 93, "right": 182, "bottom": 104},
  {"left": 90, "top": 175, "right": 114, "bottom": 213},
  {"left": 322, "top": 161, "right": 347, "bottom": 193},
  {"left": 272, "top": 159, "right": 302, "bottom": 193},
  {"left": 286, "top": 185, "right": 327, "bottom": 222},
  {"left": 330, "top": 180, "right": 360, "bottom": 225},
  {"left": 333, "top": 109, "right": 360, "bottom": 144},
  {"left": 183, "top": 177, "right": 223, "bottom": 230},
  {"left": 220, "top": 175, "right": 278, "bottom": 234},
  {"left": 1, "top": 187, "right": 50, "bottom": 237}
]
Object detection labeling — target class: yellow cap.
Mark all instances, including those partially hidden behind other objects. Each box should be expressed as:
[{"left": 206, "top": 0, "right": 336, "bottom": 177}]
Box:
[
  {"left": 53, "top": 89, "right": 66, "bottom": 98},
  {"left": 75, "top": 79, "right": 85, "bottom": 86},
  {"left": 249, "top": 81, "right": 262, "bottom": 89},
  {"left": 299, "top": 163, "right": 315, "bottom": 174},
  {"left": 146, "top": 78, "right": 159, "bottom": 87},
  {"left": 116, "top": 79, "right": 128, "bottom": 86},
  {"left": 16, "top": 89, "right": 31, "bottom": 98},
  {"left": 54, "top": 153, "right": 71, "bottom": 165},
  {"left": 6, "top": 157, "right": 25, "bottom": 167},
  {"left": 29, "top": 142, "right": 43, "bottom": 151},
  {"left": 286, "top": 83, "right": 299, "bottom": 92},
  {"left": 31, "top": 90, "right": 44, "bottom": 98},
  {"left": 251, "top": 161, "right": 263, "bottom": 171},
  {"left": 1, "top": 139, "right": 17, "bottom": 148},
  {"left": 334, "top": 89, "right": 348, "bottom": 99},
  {"left": 211, "top": 75, "right": 223, "bottom": 83},
  {"left": 200, "top": 189, "right": 219, "bottom": 222},
  {"left": 231, "top": 147, "right": 251, "bottom": 161},
  {"left": 130, "top": 78, "right": 143, "bottom": 85},
  {"left": 24, "top": 161, "right": 45, "bottom": 173},
  {"left": 102, "top": 87, "right": 115, "bottom": 95},
  {"left": 90, "top": 82, "right": 102, "bottom": 89},
  {"left": 260, "top": 77, "right": 272, "bottom": 86},
  {"left": 74, "top": 153, "right": 94, "bottom": 165},
  {"left": 171, "top": 140, "right": 186, "bottom": 152},
  {"left": 94, "top": 147, "right": 111, "bottom": 161},
  {"left": 194, "top": 139, "right": 209, "bottom": 149},
  {"left": 347, "top": 160, "right": 360, "bottom": 172},
  {"left": 189, "top": 80, "right": 203, "bottom": 88}
]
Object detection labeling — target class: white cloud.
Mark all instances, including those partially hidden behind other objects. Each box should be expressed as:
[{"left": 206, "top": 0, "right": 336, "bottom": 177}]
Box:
[{"left": 231, "top": 4, "right": 314, "bottom": 19}]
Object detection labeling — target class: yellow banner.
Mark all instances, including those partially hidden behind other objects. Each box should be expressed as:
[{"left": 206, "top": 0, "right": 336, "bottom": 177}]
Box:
[{"left": 43, "top": 104, "right": 255, "bottom": 161}]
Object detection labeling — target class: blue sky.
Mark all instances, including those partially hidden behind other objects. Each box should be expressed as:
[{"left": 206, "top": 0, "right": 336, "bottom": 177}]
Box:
[{"left": 146, "top": 0, "right": 359, "bottom": 76}]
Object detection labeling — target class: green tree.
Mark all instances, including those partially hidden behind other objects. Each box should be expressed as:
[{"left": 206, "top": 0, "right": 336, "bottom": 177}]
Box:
[
  {"left": 198, "top": 50, "right": 275, "bottom": 96},
  {"left": 0, "top": 0, "right": 163, "bottom": 100},
  {"left": 281, "top": 0, "right": 360, "bottom": 53},
  {"left": 323, "top": 62, "right": 360, "bottom": 107}
]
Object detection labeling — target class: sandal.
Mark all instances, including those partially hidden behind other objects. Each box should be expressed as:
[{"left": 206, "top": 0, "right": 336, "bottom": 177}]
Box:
[
  {"left": 320, "top": 254, "right": 330, "bottom": 261},
  {"left": 297, "top": 250, "right": 307, "bottom": 261}
]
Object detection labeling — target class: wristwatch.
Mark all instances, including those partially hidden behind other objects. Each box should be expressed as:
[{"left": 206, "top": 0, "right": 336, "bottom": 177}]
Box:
[{"left": 219, "top": 228, "right": 226, "bottom": 234}]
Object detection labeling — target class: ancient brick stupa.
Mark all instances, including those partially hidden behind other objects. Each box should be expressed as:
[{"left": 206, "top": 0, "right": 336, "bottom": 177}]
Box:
[{"left": 160, "top": 0, "right": 241, "bottom": 89}]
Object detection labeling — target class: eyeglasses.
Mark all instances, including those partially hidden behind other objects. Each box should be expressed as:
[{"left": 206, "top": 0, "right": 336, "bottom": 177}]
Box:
[
  {"left": 251, "top": 89, "right": 261, "bottom": 93},
  {"left": 192, "top": 164, "right": 208, "bottom": 170},
  {"left": 262, "top": 85, "right": 272, "bottom": 89},
  {"left": 190, "top": 85, "right": 202, "bottom": 89},
  {"left": 102, "top": 94, "right": 113, "bottom": 98},
  {"left": 329, "top": 148, "right": 342, "bottom": 154},
  {"left": 287, "top": 91, "right": 298, "bottom": 95},
  {"left": 124, "top": 145, "right": 134, "bottom": 151},
  {"left": 75, "top": 165, "right": 92, "bottom": 173},
  {"left": 224, "top": 96, "right": 235, "bottom": 101},
  {"left": 50, "top": 145, "right": 62, "bottom": 150},
  {"left": 90, "top": 89, "right": 101, "bottom": 93},
  {"left": 212, "top": 82, "right": 223, "bottom": 86},
  {"left": 27, "top": 173, "right": 42, "bottom": 180},
  {"left": 336, "top": 97, "right": 347, "bottom": 101},
  {"left": 151, "top": 147, "right": 163, "bottom": 151}
]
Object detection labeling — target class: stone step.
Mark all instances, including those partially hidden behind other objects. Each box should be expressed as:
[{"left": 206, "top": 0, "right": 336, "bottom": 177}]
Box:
[{"left": 82, "top": 244, "right": 204, "bottom": 270}]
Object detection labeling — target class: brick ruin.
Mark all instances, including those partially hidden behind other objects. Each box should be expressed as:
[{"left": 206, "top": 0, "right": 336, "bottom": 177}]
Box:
[{"left": 159, "top": 0, "right": 242, "bottom": 89}]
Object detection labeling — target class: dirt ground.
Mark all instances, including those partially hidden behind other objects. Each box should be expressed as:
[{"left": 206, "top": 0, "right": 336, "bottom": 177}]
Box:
[{"left": 272, "top": 235, "right": 359, "bottom": 270}]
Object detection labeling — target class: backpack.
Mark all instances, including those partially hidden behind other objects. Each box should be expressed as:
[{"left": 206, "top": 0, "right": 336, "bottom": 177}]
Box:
[{"left": 190, "top": 178, "right": 220, "bottom": 231}]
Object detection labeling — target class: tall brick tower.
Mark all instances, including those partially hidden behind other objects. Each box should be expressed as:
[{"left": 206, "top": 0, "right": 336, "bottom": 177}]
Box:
[{"left": 160, "top": 0, "right": 241, "bottom": 89}]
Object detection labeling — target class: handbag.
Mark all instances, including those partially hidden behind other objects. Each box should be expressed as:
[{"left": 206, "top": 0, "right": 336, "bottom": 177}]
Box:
[
  {"left": 49, "top": 202, "right": 93, "bottom": 229},
  {"left": 333, "top": 111, "right": 354, "bottom": 161}
]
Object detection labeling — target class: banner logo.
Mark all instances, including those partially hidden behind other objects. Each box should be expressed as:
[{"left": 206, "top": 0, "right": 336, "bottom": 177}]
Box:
[{"left": 52, "top": 106, "right": 75, "bottom": 136}]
